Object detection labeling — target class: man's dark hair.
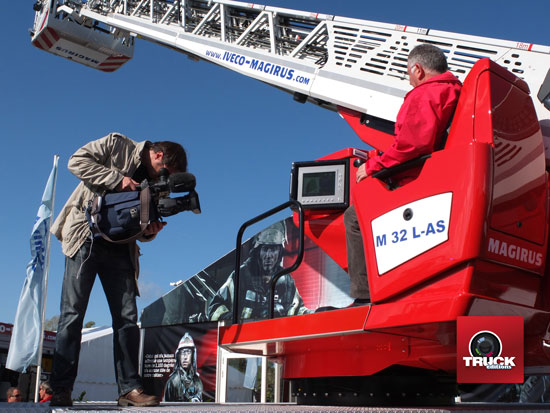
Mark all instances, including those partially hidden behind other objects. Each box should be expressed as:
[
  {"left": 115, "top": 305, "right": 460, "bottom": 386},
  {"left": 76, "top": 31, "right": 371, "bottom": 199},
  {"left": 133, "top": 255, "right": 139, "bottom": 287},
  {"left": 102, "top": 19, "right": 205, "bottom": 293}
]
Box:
[
  {"left": 151, "top": 141, "right": 188, "bottom": 172},
  {"left": 408, "top": 44, "right": 448, "bottom": 74}
]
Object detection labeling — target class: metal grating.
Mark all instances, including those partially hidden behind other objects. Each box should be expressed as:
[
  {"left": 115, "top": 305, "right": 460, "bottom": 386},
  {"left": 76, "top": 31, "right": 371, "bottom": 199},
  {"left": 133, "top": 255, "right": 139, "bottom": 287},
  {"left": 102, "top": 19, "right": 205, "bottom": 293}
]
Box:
[{"left": 2, "top": 401, "right": 550, "bottom": 413}]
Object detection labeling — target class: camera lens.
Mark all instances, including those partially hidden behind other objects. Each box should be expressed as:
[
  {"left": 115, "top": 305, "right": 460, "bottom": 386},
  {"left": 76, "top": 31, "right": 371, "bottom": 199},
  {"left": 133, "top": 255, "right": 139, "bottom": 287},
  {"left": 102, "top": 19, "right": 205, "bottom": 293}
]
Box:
[{"left": 469, "top": 331, "right": 501, "bottom": 358}]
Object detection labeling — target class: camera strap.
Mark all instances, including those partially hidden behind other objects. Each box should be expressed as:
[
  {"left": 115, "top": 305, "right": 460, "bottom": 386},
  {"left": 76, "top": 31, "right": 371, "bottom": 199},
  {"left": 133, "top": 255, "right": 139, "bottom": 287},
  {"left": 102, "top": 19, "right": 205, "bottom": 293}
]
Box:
[{"left": 88, "top": 186, "right": 152, "bottom": 244}]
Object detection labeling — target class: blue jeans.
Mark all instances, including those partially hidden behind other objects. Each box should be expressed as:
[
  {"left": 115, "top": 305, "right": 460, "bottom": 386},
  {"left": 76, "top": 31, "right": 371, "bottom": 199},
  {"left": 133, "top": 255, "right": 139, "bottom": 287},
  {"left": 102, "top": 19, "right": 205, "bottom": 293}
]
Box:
[{"left": 50, "top": 238, "right": 141, "bottom": 396}]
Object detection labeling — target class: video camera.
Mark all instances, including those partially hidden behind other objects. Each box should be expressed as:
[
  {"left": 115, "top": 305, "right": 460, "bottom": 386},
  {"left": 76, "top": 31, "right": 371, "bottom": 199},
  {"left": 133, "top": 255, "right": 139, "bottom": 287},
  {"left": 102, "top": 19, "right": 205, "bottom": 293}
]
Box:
[{"left": 140, "top": 168, "right": 201, "bottom": 217}]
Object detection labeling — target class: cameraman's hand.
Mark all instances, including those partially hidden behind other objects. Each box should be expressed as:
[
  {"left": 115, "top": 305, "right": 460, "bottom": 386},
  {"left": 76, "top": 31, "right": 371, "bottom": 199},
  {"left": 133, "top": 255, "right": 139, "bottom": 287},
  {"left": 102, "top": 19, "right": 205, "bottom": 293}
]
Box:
[
  {"left": 116, "top": 176, "right": 139, "bottom": 192},
  {"left": 144, "top": 220, "right": 166, "bottom": 236}
]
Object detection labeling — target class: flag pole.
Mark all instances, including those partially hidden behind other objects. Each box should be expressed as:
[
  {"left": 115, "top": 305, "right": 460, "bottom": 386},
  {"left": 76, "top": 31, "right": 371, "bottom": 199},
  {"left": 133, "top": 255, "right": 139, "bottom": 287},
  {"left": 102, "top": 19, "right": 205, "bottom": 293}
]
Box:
[{"left": 33, "top": 155, "right": 59, "bottom": 403}]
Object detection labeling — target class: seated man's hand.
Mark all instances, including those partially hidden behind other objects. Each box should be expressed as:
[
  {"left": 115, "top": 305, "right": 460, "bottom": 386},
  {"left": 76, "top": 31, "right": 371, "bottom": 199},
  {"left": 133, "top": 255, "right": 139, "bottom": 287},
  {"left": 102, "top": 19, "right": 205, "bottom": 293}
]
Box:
[
  {"left": 144, "top": 220, "right": 167, "bottom": 236},
  {"left": 356, "top": 163, "right": 369, "bottom": 183}
]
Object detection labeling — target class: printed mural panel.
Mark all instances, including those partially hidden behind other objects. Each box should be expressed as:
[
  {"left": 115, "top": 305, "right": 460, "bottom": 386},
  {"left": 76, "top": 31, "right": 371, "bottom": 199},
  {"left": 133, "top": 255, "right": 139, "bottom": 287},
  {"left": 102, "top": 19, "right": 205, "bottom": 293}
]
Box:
[
  {"left": 141, "top": 217, "right": 353, "bottom": 328},
  {"left": 142, "top": 323, "right": 217, "bottom": 402}
]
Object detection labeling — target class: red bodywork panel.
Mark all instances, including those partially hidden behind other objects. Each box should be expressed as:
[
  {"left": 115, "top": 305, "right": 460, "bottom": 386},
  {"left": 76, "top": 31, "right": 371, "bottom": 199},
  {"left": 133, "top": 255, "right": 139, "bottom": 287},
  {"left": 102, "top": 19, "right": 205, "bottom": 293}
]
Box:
[{"left": 220, "top": 59, "right": 550, "bottom": 379}]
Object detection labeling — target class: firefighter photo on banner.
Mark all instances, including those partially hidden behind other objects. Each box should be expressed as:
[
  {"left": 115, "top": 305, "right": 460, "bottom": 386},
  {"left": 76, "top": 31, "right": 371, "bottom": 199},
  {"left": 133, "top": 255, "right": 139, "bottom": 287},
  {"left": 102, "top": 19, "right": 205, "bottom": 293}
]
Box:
[
  {"left": 207, "top": 221, "right": 312, "bottom": 321},
  {"left": 142, "top": 323, "right": 217, "bottom": 402},
  {"left": 164, "top": 333, "right": 203, "bottom": 402},
  {"left": 140, "top": 217, "right": 353, "bottom": 326}
]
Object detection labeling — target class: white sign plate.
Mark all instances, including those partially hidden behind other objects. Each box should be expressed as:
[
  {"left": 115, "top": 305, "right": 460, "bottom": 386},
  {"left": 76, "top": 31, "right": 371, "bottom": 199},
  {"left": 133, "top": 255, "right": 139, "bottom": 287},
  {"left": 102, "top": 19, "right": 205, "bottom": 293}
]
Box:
[{"left": 371, "top": 192, "right": 452, "bottom": 274}]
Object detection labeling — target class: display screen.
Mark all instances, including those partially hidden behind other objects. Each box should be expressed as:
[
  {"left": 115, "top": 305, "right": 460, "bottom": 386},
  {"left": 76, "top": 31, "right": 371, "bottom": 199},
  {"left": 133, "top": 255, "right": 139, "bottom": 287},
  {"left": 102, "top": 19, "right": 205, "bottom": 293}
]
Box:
[
  {"left": 291, "top": 159, "right": 349, "bottom": 209},
  {"left": 302, "top": 172, "right": 336, "bottom": 197}
]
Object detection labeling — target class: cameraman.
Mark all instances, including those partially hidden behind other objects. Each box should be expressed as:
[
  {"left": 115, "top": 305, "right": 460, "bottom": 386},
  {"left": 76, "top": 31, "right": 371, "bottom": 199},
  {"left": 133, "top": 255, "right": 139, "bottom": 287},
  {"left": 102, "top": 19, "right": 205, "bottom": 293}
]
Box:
[{"left": 49, "top": 133, "right": 187, "bottom": 407}]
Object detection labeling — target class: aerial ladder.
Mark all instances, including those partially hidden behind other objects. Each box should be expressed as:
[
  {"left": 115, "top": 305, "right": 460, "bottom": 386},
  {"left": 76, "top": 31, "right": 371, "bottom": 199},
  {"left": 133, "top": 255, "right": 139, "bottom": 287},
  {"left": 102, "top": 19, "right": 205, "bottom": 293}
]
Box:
[
  {"left": 31, "top": 0, "right": 550, "bottom": 146},
  {"left": 30, "top": 0, "right": 550, "bottom": 405}
]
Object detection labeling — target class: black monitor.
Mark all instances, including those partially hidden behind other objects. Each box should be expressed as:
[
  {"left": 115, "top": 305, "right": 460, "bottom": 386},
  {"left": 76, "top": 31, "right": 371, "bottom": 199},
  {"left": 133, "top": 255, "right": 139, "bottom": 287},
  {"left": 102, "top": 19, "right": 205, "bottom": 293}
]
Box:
[{"left": 290, "top": 159, "right": 349, "bottom": 209}]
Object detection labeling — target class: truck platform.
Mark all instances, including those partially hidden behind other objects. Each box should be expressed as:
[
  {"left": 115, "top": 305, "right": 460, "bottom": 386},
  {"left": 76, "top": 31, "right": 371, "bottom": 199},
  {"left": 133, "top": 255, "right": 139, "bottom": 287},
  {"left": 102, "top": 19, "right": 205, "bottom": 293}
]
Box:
[{"left": 2, "top": 402, "right": 550, "bottom": 413}]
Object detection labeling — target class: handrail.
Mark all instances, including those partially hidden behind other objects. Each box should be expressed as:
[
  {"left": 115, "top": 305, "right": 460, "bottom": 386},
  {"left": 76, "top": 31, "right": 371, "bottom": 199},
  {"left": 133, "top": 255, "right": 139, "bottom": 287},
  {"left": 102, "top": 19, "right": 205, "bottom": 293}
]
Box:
[
  {"left": 370, "top": 154, "right": 431, "bottom": 181},
  {"left": 232, "top": 200, "right": 305, "bottom": 324}
]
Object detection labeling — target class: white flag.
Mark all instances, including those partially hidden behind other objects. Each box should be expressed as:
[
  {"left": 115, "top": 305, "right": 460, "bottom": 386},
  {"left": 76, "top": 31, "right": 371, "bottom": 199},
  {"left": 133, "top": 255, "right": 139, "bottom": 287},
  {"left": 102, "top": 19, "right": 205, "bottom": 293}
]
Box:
[{"left": 6, "top": 156, "right": 58, "bottom": 372}]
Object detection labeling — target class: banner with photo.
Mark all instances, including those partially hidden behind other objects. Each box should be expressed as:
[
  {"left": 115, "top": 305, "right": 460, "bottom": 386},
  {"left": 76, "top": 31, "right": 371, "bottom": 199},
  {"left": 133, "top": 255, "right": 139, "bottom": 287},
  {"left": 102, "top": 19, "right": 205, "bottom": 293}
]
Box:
[
  {"left": 141, "top": 216, "right": 353, "bottom": 327},
  {"left": 142, "top": 323, "right": 218, "bottom": 402}
]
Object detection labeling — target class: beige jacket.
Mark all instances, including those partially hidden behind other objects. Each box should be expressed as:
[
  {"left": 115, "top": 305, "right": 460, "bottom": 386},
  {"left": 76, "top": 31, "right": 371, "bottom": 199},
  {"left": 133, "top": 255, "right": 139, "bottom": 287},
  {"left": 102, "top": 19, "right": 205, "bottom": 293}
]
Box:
[{"left": 51, "top": 133, "right": 151, "bottom": 279}]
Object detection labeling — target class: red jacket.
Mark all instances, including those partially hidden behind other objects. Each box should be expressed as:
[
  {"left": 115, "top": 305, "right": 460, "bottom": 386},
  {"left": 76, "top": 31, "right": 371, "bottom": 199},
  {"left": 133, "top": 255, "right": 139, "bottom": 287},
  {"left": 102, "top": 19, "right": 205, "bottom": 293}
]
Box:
[
  {"left": 40, "top": 394, "right": 52, "bottom": 403},
  {"left": 365, "top": 71, "right": 462, "bottom": 184}
]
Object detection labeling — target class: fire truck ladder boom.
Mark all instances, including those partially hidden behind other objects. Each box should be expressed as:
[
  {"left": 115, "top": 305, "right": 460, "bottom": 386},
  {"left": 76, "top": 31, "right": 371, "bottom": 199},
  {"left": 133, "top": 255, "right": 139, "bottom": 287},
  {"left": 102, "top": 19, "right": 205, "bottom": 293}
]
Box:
[{"left": 32, "top": 0, "right": 550, "bottom": 127}]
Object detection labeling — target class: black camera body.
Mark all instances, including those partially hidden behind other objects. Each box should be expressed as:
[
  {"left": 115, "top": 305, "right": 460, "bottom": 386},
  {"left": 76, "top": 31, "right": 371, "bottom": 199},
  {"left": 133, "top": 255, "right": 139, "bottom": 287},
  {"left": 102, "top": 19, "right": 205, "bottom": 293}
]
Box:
[{"left": 141, "top": 169, "right": 201, "bottom": 217}]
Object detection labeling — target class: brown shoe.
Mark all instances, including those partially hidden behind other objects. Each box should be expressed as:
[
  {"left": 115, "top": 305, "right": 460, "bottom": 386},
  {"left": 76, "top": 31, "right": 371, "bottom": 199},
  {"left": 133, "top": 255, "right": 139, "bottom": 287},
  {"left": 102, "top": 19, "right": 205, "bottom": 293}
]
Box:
[
  {"left": 50, "top": 388, "right": 73, "bottom": 407},
  {"left": 118, "top": 388, "right": 159, "bottom": 407}
]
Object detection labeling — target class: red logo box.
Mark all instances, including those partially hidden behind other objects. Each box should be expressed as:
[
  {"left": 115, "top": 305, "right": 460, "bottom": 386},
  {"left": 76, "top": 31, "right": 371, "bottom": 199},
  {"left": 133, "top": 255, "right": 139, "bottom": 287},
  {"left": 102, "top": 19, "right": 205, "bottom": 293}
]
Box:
[{"left": 457, "top": 316, "right": 523, "bottom": 383}]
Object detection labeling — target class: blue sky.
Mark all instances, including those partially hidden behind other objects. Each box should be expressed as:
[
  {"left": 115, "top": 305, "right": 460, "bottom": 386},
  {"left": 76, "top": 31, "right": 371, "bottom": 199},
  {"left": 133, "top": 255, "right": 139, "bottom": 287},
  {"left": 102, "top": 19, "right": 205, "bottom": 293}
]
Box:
[{"left": 1, "top": 0, "right": 548, "bottom": 328}]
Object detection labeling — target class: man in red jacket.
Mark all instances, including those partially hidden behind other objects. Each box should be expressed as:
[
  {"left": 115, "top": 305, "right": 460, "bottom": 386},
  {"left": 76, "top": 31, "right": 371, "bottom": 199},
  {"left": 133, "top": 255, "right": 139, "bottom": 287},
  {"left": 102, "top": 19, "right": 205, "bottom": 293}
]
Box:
[{"left": 344, "top": 44, "right": 462, "bottom": 306}]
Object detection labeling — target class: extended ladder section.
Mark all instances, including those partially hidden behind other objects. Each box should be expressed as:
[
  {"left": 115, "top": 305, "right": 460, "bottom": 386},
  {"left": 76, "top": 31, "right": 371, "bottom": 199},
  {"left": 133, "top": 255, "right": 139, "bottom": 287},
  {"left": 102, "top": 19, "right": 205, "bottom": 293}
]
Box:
[{"left": 32, "top": 0, "right": 550, "bottom": 131}]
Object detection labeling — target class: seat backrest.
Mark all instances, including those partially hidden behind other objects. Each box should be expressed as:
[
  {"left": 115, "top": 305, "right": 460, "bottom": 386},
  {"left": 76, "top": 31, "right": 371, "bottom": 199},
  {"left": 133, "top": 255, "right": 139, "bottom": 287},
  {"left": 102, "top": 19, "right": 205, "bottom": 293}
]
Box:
[{"left": 473, "top": 60, "right": 548, "bottom": 269}]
